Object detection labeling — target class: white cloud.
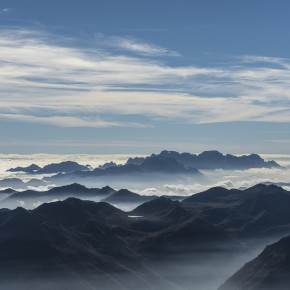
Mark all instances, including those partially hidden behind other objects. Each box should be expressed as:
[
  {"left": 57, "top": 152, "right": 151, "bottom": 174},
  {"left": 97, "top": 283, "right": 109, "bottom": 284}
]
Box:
[
  {"left": 111, "top": 36, "right": 180, "bottom": 56},
  {"left": 32, "top": 201, "right": 43, "bottom": 208},
  {"left": 135, "top": 166, "right": 290, "bottom": 197},
  {"left": 0, "top": 113, "right": 148, "bottom": 128},
  {"left": 17, "top": 200, "right": 25, "bottom": 207},
  {"left": 1, "top": 28, "right": 290, "bottom": 127},
  {"left": 94, "top": 33, "right": 180, "bottom": 56}
]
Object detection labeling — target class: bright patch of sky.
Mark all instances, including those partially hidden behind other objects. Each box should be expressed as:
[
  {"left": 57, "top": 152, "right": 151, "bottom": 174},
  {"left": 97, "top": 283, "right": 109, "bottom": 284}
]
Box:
[{"left": 1, "top": 0, "right": 290, "bottom": 154}]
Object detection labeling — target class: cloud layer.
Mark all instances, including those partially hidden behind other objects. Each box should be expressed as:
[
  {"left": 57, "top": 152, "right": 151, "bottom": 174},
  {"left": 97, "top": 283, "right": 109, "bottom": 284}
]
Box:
[{"left": 1, "top": 28, "right": 290, "bottom": 128}]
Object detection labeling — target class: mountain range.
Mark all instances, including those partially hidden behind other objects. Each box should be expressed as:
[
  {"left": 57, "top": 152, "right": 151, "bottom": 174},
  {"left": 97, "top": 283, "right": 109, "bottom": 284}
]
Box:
[
  {"left": 127, "top": 150, "right": 280, "bottom": 170},
  {"left": 7, "top": 161, "right": 90, "bottom": 174},
  {"left": 0, "top": 183, "right": 185, "bottom": 209},
  {"left": 0, "top": 196, "right": 240, "bottom": 290},
  {"left": 0, "top": 183, "right": 290, "bottom": 289},
  {"left": 4, "top": 151, "right": 280, "bottom": 190}
]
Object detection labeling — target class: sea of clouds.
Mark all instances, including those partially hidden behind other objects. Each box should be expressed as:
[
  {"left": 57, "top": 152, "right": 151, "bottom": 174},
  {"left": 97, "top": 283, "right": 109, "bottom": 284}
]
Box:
[{"left": 1, "top": 153, "right": 290, "bottom": 199}]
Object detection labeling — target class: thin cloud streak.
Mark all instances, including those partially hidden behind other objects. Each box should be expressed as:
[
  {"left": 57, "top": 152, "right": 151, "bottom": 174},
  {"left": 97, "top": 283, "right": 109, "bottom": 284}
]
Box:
[
  {"left": 95, "top": 34, "right": 180, "bottom": 56},
  {"left": 0, "top": 113, "right": 150, "bottom": 128}
]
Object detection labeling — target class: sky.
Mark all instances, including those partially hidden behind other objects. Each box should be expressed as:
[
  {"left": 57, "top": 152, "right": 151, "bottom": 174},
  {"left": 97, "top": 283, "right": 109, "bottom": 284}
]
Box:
[{"left": 1, "top": 0, "right": 290, "bottom": 154}]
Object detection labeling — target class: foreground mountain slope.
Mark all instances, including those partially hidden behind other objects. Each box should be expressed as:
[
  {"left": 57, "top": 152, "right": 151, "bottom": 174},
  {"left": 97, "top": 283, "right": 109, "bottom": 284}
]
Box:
[
  {"left": 218, "top": 234, "right": 290, "bottom": 290},
  {"left": 0, "top": 196, "right": 244, "bottom": 290},
  {"left": 1, "top": 182, "right": 290, "bottom": 289},
  {"left": 0, "top": 198, "right": 179, "bottom": 290}
]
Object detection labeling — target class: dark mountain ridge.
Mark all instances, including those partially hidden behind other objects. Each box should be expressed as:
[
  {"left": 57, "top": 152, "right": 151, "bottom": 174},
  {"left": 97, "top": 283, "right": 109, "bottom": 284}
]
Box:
[
  {"left": 0, "top": 197, "right": 240, "bottom": 290},
  {"left": 102, "top": 189, "right": 156, "bottom": 203},
  {"left": 1, "top": 183, "right": 115, "bottom": 206},
  {"left": 1, "top": 182, "right": 290, "bottom": 289},
  {"left": 219, "top": 234, "right": 290, "bottom": 290},
  {"left": 182, "top": 184, "right": 290, "bottom": 239},
  {"left": 7, "top": 163, "right": 41, "bottom": 173}
]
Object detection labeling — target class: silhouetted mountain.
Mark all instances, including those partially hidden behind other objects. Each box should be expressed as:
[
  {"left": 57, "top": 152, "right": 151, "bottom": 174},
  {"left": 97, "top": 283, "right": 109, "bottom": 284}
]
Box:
[
  {"left": 45, "top": 154, "right": 202, "bottom": 186},
  {"left": 44, "top": 150, "right": 278, "bottom": 187},
  {"left": 0, "top": 199, "right": 172, "bottom": 290},
  {"left": 8, "top": 161, "right": 91, "bottom": 175},
  {"left": 159, "top": 150, "right": 280, "bottom": 169},
  {"left": 183, "top": 186, "right": 240, "bottom": 203},
  {"left": 219, "top": 234, "right": 290, "bottom": 290},
  {"left": 131, "top": 196, "right": 184, "bottom": 217},
  {"left": 98, "top": 161, "right": 118, "bottom": 169},
  {"left": 0, "top": 188, "right": 17, "bottom": 194},
  {"left": 3, "top": 181, "right": 289, "bottom": 289},
  {"left": 0, "top": 178, "right": 44, "bottom": 189},
  {"left": 102, "top": 189, "right": 155, "bottom": 203},
  {"left": 37, "top": 161, "right": 90, "bottom": 174},
  {"left": 92, "top": 155, "right": 200, "bottom": 175},
  {"left": 0, "top": 178, "right": 26, "bottom": 188},
  {"left": 0, "top": 197, "right": 241, "bottom": 290},
  {"left": 127, "top": 150, "right": 280, "bottom": 170},
  {"left": 43, "top": 150, "right": 275, "bottom": 186},
  {"left": 182, "top": 184, "right": 290, "bottom": 239},
  {"left": 126, "top": 156, "right": 145, "bottom": 166},
  {"left": 128, "top": 197, "right": 191, "bottom": 233},
  {"left": 3, "top": 183, "right": 115, "bottom": 206},
  {"left": 140, "top": 155, "right": 200, "bottom": 173},
  {"left": 7, "top": 163, "right": 41, "bottom": 173},
  {"left": 139, "top": 216, "right": 237, "bottom": 255}
]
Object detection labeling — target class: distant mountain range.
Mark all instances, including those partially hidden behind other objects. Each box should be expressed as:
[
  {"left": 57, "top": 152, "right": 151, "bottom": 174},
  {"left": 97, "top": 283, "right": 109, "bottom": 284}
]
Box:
[
  {"left": 7, "top": 161, "right": 90, "bottom": 174},
  {"left": 1, "top": 183, "right": 115, "bottom": 206},
  {"left": 127, "top": 150, "right": 280, "bottom": 170},
  {"left": 6, "top": 151, "right": 279, "bottom": 183},
  {"left": 2, "top": 150, "right": 280, "bottom": 191},
  {"left": 39, "top": 150, "right": 279, "bottom": 186},
  {"left": 0, "top": 177, "right": 44, "bottom": 189}
]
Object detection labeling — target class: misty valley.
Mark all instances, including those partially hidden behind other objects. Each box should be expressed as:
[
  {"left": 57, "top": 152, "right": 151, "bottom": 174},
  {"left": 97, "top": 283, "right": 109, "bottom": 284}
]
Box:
[{"left": 0, "top": 150, "right": 289, "bottom": 289}]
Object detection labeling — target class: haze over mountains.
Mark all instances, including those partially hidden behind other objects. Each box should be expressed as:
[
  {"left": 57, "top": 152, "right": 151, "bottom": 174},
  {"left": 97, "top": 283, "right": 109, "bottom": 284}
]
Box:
[
  {"left": 0, "top": 182, "right": 289, "bottom": 289},
  {"left": 7, "top": 161, "right": 90, "bottom": 174},
  {"left": 3, "top": 150, "right": 280, "bottom": 191},
  {"left": 0, "top": 151, "right": 288, "bottom": 289},
  {"left": 219, "top": 234, "right": 290, "bottom": 290},
  {"left": 8, "top": 150, "right": 279, "bottom": 175},
  {"left": 127, "top": 150, "right": 280, "bottom": 170}
]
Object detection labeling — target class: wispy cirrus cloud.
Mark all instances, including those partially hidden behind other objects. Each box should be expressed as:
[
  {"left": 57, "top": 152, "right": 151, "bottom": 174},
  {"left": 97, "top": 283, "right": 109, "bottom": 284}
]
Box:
[
  {"left": 0, "top": 113, "right": 149, "bottom": 128},
  {"left": 0, "top": 8, "right": 10, "bottom": 13},
  {"left": 93, "top": 33, "right": 180, "bottom": 56},
  {"left": 1, "top": 28, "right": 290, "bottom": 128},
  {"left": 109, "top": 36, "right": 180, "bottom": 56}
]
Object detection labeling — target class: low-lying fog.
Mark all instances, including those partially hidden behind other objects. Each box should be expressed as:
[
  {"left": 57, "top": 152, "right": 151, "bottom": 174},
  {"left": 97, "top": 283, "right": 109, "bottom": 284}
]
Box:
[{"left": 1, "top": 154, "right": 290, "bottom": 211}]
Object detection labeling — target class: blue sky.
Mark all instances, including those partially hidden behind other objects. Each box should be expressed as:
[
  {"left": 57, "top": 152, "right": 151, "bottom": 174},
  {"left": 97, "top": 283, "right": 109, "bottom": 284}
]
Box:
[{"left": 1, "top": 0, "right": 290, "bottom": 154}]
